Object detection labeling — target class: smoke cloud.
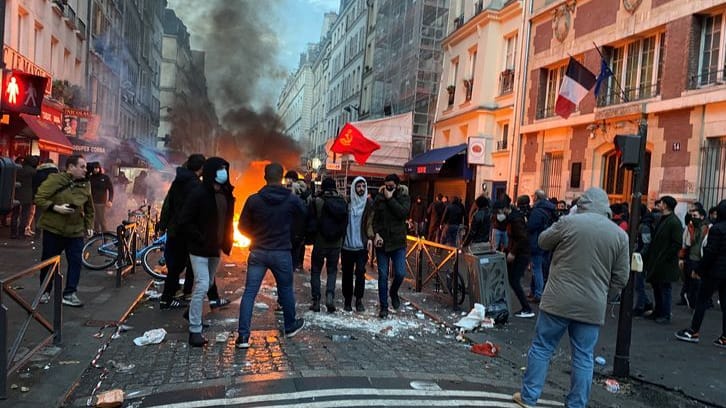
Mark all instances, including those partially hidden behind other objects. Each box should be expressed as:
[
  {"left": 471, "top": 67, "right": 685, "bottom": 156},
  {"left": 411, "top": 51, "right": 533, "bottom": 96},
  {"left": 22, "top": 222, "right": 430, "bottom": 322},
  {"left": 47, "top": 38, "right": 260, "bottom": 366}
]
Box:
[{"left": 166, "top": 0, "right": 302, "bottom": 168}]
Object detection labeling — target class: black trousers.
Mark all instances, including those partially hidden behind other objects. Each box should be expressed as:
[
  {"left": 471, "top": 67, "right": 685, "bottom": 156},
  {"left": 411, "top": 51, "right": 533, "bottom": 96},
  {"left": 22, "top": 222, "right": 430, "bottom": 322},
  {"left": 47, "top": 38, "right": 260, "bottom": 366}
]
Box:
[
  {"left": 690, "top": 276, "right": 726, "bottom": 337},
  {"left": 311, "top": 246, "right": 340, "bottom": 299},
  {"left": 508, "top": 254, "right": 531, "bottom": 312},
  {"left": 162, "top": 235, "right": 220, "bottom": 302},
  {"left": 341, "top": 248, "right": 367, "bottom": 301}
]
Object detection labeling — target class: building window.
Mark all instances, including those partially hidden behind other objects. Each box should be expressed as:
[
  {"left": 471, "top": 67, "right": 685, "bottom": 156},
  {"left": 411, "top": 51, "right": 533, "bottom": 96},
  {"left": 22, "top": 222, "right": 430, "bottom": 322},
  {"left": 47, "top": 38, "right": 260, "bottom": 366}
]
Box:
[
  {"left": 542, "top": 152, "right": 564, "bottom": 199},
  {"left": 598, "top": 33, "right": 664, "bottom": 107},
  {"left": 504, "top": 35, "right": 517, "bottom": 70},
  {"left": 570, "top": 162, "right": 582, "bottom": 189},
  {"left": 693, "top": 13, "right": 726, "bottom": 87},
  {"left": 497, "top": 123, "right": 509, "bottom": 150},
  {"left": 537, "top": 64, "right": 566, "bottom": 119},
  {"left": 699, "top": 136, "right": 726, "bottom": 208}
]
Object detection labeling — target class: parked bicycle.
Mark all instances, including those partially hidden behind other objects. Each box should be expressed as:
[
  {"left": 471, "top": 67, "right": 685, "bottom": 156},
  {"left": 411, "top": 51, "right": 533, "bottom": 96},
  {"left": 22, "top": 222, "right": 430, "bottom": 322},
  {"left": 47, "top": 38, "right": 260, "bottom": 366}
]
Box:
[{"left": 82, "top": 230, "right": 167, "bottom": 280}]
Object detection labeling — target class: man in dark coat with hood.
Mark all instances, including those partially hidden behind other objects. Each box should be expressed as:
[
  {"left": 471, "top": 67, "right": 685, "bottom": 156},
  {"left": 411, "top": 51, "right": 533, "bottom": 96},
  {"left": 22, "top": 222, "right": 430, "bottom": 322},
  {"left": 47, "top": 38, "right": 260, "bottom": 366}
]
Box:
[
  {"left": 237, "top": 163, "right": 306, "bottom": 349},
  {"left": 676, "top": 199, "right": 726, "bottom": 347},
  {"left": 178, "top": 157, "right": 235, "bottom": 346},
  {"left": 527, "top": 189, "right": 556, "bottom": 302}
]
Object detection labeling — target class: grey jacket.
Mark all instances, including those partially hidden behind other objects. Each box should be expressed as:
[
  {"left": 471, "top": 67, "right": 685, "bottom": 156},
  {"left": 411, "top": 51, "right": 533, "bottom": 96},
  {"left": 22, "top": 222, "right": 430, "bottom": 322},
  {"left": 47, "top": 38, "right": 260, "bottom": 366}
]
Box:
[{"left": 538, "top": 187, "right": 630, "bottom": 325}]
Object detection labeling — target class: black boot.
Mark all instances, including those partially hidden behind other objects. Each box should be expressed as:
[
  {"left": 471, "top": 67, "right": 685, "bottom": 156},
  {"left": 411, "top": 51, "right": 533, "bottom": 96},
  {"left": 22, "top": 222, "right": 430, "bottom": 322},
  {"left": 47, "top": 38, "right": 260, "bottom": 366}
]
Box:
[
  {"left": 355, "top": 298, "right": 365, "bottom": 312},
  {"left": 326, "top": 292, "right": 336, "bottom": 313},
  {"left": 189, "top": 332, "right": 208, "bottom": 347},
  {"left": 309, "top": 297, "right": 320, "bottom": 312},
  {"left": 378, "top": 307, "right": 388, "bottom": 319},
  {"left": 344, "top": 297, "right": 352, "bottom": 312},
  {"left": 390, "top": 292, "right": 401, "bottom": 310}
]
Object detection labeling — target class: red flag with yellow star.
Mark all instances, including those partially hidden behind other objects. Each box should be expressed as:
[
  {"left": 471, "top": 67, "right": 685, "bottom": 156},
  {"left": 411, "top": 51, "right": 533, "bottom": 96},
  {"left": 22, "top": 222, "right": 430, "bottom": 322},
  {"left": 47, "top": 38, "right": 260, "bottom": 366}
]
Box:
[{"left": 330, "top": 122, "right": 381, "bottom": 165}]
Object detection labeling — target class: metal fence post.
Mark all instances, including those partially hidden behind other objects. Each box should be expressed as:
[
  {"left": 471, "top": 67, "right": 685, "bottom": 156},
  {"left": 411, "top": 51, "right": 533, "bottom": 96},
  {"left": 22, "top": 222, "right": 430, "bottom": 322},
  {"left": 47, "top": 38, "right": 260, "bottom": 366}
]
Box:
[
  {"left": 116, "top": 224, "right": 124, "bottom": 288},
  {"left": 452, "top": 249, "right": 459, "bottom": 312},
  {"left": 1, "top": 297, "right": 8, "bottom": 399},
  {"left": 53, "top": 268, "right": 62, "bottom": 345},
  {"left": 416, "top": 240, "right": 423, "bottom": 292}
]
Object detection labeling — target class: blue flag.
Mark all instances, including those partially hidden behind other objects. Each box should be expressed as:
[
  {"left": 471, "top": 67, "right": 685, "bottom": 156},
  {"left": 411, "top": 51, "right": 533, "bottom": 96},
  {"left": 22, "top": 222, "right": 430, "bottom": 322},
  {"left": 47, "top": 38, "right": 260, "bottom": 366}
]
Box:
[{"left": 594, "top": 59, "right": 613, "bottom": 97}]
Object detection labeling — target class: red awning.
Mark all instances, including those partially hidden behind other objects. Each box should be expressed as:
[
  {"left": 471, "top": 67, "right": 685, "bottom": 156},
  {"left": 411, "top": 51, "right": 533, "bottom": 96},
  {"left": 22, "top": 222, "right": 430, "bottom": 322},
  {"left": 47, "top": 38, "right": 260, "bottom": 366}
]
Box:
[{"left": 20, "top": 113, "right": 74, "bottom": 155}]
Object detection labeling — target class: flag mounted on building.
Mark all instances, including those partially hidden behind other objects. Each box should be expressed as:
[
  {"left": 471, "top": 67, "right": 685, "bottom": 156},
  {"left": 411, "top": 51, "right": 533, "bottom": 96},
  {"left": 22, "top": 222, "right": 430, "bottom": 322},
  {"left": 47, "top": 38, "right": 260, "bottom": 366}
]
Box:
[
  {"left": 594, "top": 58, "right": 614, "bottom": 97},
  {"left": 330, "top": 122, "right": 381, "bottom": 165},
  {"left": 555, "top": 58, "right": 597, "bottom": 119}
]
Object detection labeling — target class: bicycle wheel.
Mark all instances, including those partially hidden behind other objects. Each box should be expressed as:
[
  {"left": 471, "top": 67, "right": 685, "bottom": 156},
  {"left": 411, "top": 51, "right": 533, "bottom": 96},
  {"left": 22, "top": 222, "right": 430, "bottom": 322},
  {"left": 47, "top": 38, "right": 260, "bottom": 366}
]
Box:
[
  {"left": 141, "top": 244, "right": 167, "bottom": 280},
  {"left": 82, "top": 232, "right": 119, "bottom": 270},
  {"left": 447, "top": 270, "right": 467, "bottom": 306}
]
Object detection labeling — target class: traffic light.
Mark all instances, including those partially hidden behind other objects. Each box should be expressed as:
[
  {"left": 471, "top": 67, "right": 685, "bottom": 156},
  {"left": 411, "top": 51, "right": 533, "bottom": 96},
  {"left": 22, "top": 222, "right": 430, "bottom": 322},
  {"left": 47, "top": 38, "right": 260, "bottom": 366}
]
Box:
[
  {"left": 0, "top": 157, "right": 18, "bottom": 214},
  {"left": 1, "top": 69, "right": 48, "bottom": 115},
  {"left": 613, "top": 134, "right": 641, "bottom": 169}
]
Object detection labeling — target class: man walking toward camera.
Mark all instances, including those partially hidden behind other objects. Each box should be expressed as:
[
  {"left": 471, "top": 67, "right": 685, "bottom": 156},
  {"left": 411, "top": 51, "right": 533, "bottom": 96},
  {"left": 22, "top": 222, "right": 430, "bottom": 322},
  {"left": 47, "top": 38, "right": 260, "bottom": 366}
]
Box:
[
  {"left": 35, "top": 155, "right": 94, "bottom": 307},
  {"left": 371, "top": 174, "right": 410, "bottom": 318},
  {"left": 513, "top": 187, "right": 629, "bottom": 408}
]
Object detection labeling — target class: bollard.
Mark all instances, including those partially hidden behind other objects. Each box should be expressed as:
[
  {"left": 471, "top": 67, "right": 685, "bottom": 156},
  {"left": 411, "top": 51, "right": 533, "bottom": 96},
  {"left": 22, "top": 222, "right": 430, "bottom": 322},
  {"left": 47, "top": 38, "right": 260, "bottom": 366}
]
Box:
[
  {"left": 452, "top": 249, "right": 459, "bottom": 312},
  {"left": 116, "top": 224, "right": 124, "bottom": 288},
  {"left": 53, "top": 271, "right": 63, "bottom": 345}
]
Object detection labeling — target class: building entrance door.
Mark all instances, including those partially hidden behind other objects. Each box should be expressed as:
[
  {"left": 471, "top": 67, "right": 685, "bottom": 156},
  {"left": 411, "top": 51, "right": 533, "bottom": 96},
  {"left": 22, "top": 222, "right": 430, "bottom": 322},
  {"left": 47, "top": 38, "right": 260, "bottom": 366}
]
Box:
[{"left": 602, "top": 149, "right": 651, "bottom": 204}]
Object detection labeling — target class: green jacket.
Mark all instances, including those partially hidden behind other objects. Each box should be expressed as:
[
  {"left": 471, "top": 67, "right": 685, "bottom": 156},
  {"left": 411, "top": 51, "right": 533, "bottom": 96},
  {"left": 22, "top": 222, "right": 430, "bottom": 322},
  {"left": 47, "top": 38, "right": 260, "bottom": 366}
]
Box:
[
  {"left": 35, "top": 172, "right": 94, "bottom": 238},
  {"left": 645, "top": 212, "right": 684, "bottom": 283},
  {"left": 371, "top": 184, "right": 411, "bottom": 252}
]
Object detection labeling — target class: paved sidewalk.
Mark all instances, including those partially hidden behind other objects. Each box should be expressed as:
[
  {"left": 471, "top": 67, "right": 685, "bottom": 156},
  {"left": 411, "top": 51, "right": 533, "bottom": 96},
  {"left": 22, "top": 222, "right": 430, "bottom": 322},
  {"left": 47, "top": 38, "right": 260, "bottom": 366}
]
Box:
[{"left": 0, "top": 228, "right": 152, "bottom": 408}]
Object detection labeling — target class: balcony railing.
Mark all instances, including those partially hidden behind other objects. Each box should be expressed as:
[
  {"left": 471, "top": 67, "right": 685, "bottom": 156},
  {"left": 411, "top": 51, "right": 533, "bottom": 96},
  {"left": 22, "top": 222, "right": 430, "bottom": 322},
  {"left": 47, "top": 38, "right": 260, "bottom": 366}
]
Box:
[
  {"left": 496, "top": 139, "right": 508, "bottom": 150},
  {"left": 499, "top": 69, "right": 515, "bottom": 95},
  {"left": 446, "top": 86, "right": 456, "bottom": 107},
  {"left": 463, "top": 78, "right": 473, "bottom": 101},
  {"left": 63, "top": 5, "right": 77, "bottom": 30},
  {"left": 596, "top": 82, "right": 660, "bottom": 107},
  {"left": 690, "top": 68, "right": 726, "bottom": 89},
  {"left": 536, "top": 105, "right": 556, "bottom": 119},
  {"left": 453, "top": 14, "right": 464, "bottom": 29},
  {"left": 76, "top": 19, "right": 86, "bottom": 40}
]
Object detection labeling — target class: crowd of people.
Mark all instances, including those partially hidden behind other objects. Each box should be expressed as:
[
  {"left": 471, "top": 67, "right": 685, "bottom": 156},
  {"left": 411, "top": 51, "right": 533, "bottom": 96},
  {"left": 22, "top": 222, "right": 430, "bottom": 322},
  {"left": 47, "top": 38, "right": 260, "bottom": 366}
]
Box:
[{"left": 8, "top": 151, "right": 726, "bottom": 407}]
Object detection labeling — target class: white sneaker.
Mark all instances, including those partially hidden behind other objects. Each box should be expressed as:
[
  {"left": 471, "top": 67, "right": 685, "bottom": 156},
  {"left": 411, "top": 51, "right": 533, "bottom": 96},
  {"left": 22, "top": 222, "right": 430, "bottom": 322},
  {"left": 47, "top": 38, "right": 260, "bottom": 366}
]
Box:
[
  {"left": 515, "top": 310, "right": 535, "bottom": 318},
  {"left": 39, "top": 293, "right": 50, "bottom": 304},
  {"left": 62, "top": 293, "right": 83, "bottom": 307}
]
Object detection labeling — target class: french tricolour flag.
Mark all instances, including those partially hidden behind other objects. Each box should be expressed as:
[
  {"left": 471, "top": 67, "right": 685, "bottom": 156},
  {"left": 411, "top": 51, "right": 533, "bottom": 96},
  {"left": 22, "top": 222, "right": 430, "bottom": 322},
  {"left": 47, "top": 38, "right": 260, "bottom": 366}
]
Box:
[{"left": 555, "top": 58, "right": 597, "bottom": 119}]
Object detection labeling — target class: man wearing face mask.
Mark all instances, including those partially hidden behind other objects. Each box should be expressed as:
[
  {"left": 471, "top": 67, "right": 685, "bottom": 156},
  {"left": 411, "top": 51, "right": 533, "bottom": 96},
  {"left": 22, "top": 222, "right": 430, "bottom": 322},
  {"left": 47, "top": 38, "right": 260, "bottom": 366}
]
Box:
[
  {"left": 35, "top": 155, "right": 94, "bottom": 307},
  {"left": 678, "top": 206, "right": 709, "bottom": 309},
  {"left": 342, "top": 177, "right": 373, "bottom": 312},
  {"left": 371, "top": 174, "right": 411, "bottom": 318},
  {"left": 408, "top": 195, "right": 427, "bottom": 237},
  {"left": 178, "top": 157, "right": 235, "bottom": 346}
]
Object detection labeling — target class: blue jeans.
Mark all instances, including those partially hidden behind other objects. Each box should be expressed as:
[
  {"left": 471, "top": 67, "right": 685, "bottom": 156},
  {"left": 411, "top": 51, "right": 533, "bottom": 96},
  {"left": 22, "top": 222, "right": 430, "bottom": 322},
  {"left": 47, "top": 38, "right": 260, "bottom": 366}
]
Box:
[
  {"left": 530, "top": 253, "right": 545, "bottom": 299},
  {"left": 375, "top": 247, "right": 406, "bottom": 309},
  {"left": 188, "top": 254, "right": 219, "bottom": 333},
  {"left": 39, "top": 230, "right": 84, "bottom": 296},
  {"left": 521, "top": 311, "right": 600, "bottom": 408},
  {"left": 494, "top": 229, "right": 508, "bottom": 251},
  {"left": 238, "top": 250, "right": 297, "bottom": 338}
]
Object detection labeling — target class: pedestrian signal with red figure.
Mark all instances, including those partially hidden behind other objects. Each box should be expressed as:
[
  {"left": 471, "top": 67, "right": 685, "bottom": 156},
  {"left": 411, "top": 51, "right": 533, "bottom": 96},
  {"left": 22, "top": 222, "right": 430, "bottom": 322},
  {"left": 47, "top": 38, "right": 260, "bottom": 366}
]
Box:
[{"left": 1, "top": 70, "right": 48, "bottom": 115}]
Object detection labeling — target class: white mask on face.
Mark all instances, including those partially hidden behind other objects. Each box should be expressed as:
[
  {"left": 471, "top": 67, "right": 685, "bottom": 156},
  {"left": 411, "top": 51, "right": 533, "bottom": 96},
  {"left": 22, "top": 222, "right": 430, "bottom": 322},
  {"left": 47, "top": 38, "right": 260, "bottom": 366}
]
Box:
[
  {"left": 215, "top": 169, "right": 228, "bottom": 184},
  {"left": 496, "top": 213, "right": 507, "bottom": 222}
]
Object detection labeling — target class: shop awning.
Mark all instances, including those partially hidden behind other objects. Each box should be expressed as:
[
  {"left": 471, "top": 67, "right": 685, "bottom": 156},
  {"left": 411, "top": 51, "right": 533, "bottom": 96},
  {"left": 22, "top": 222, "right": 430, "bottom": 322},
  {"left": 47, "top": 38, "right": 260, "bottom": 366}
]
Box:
[
  {"left": 20, "top": 113, "right": 74, "bottom": 155},
  {"left": 404, "top": 143, "right": 467, "bottom": 175},
  {"left": 137, "top": 144, "right": 171, "bottom": 170}
]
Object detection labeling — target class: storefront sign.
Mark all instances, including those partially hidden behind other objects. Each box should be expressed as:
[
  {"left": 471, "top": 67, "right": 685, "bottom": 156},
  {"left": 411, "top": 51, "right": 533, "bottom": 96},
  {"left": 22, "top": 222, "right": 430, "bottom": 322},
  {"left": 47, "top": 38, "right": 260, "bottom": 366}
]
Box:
[{"left": 467, "top": 136, "right": 488, "bottom": 165}]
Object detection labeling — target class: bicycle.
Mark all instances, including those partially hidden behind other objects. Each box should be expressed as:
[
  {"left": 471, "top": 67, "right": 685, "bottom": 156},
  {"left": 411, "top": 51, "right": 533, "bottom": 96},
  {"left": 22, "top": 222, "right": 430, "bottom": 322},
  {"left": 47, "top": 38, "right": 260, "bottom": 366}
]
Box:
[{"left": 82, "top": 230, "right": 167, "bottom": 280}]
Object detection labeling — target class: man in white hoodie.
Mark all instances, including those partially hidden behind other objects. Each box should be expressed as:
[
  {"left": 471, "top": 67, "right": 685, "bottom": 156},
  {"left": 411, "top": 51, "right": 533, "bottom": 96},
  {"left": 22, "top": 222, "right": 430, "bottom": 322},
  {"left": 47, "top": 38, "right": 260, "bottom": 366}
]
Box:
[{"left": 341, "top": 177, "right": 373, "bottom": 312}]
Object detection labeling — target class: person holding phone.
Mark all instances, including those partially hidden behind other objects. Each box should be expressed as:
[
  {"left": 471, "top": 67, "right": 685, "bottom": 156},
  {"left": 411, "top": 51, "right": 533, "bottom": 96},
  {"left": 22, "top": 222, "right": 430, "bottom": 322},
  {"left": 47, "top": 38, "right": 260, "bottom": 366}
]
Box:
[{"left": 34, "top": 154, "right": 94, "bottom": 307}]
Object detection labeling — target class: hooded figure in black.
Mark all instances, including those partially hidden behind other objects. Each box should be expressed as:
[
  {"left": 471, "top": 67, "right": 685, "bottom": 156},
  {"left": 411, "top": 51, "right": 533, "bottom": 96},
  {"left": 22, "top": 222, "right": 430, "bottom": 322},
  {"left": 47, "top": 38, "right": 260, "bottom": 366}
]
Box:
[{"left": 178, "top": 157, "right": 235, "bottom": 346}]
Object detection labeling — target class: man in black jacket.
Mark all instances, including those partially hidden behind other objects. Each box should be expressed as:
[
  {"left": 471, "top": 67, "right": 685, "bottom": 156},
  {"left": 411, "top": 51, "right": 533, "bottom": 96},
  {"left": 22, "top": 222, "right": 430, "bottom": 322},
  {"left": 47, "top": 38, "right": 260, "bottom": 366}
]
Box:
[
  {"left": 87, "top": 162, "right": 114, "bottom": 232},
  {"left": 676, "top": 199, "right": 726, "bottom": 347},
  {"left": 178, "top": 157, "right": 235, "bottom": 346},
  {"left": 158, "top": 155, "right": 228, "bottom": 310},
  {"left": 237, "top": 163, "right": 306, "bottom": 349}
]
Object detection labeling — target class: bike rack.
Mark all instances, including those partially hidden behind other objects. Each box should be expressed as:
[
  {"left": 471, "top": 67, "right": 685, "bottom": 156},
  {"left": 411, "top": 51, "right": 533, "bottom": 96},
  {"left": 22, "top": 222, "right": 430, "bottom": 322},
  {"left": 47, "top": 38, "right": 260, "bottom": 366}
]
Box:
[
  {"left": 116, "top": 222, "right": 138, "bottom": 288},
  {"left": 0, "top": 256, "right": 63, "bottom": 399},
  {"left": 404, "top": 236, "right": 462, "bottom": 311}
]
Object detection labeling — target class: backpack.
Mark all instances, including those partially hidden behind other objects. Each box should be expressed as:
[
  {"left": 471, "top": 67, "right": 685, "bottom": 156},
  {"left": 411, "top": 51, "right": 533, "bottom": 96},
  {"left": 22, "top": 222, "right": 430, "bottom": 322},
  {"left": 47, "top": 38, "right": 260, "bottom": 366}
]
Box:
[{"left": 316, "top": 195, "right": 348, "bottom": 241}]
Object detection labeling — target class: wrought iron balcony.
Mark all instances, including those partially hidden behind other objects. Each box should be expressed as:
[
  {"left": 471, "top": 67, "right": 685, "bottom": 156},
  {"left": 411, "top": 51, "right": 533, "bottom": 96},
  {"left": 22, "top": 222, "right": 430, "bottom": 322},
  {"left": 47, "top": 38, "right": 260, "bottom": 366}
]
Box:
[
  {"left": 689, "top": 68, "right": 726, "bottom": 89},
  {"left": 496, "top": 139, "right": 508, "bottom": 151},
  {"left": 596, "top": 82, "right": 660, "bottom": 107},
  {"left": 499, "top": 69, "right": 515, "bottom": 95}
]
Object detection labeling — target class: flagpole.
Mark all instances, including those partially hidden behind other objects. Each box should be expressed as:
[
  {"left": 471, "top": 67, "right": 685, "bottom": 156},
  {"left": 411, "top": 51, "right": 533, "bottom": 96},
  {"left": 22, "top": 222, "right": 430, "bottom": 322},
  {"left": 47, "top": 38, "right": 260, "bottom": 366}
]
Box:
[{"left": 592, "top": 42, "right": 629, "bottom": 103}]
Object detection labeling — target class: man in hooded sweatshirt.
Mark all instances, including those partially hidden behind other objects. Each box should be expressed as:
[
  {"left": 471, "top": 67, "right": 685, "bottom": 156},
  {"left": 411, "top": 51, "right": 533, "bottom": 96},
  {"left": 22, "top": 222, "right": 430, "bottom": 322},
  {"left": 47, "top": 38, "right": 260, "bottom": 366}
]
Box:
[
  {"left": 342, "top": 176, "right": 373, "bottom": 312},
  {"left": 513, "top": 187, "right": 629, "bottom": 408},
  {"left": 527, "top": 190, "right": 556, "bottom": 302},
  {"left": 237, "top": 163, "right": 306, "bottom": 349},
  {"left": 178, "top": 157, "right": 235, "bottom": 346}
]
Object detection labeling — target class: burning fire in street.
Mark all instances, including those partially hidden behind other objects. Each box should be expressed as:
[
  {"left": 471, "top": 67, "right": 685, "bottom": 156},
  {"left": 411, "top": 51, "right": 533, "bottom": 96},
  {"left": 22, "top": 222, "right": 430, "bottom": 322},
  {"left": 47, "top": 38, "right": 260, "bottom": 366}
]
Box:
[
  {"left": 233, "top": 217, "right": 251, "bottom": 248},
  {"left": 229, "top": 161, "right": 270, "bottom": 249}
]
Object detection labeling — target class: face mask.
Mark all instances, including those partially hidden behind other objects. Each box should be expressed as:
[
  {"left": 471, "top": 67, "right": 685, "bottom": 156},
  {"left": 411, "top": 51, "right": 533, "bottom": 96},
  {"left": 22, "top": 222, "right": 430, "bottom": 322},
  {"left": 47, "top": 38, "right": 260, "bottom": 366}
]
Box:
[
  {"left": 386, "top": 185, "right": 395, "bottom": 192},
  {"left": 215, "top": 169, "right": 228, "bottom": 184},
  {"left": 496, "top": 213, "right": 506, "bottom": 222}
]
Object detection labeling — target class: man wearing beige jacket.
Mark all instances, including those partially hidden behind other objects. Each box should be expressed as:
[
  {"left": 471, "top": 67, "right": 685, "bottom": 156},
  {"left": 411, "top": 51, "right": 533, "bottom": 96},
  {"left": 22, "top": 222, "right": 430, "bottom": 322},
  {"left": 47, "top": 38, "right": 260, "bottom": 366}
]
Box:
[{"left": 513, "top": 187, "right": 630, "bottom": 408}]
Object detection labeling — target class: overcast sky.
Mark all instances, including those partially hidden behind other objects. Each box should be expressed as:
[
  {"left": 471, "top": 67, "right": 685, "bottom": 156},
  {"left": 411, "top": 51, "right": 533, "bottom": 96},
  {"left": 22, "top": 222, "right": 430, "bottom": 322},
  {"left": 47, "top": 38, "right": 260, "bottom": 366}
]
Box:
[{"left": 167, "top": 0, "right": 339, "bottom": 109}]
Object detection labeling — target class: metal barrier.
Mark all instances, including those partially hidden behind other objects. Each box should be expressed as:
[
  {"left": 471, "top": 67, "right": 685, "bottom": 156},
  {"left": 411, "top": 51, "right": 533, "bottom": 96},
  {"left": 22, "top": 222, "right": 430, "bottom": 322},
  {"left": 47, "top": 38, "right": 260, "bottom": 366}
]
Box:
[
  {"left": 115, "top": 222, "right": 138, "bottom": 288},
  {"left": 405, "top": 236, "right": 463, "bottom": 311},
  {"left": 0, "top": 256, "right": 63, "bottom": 399}
]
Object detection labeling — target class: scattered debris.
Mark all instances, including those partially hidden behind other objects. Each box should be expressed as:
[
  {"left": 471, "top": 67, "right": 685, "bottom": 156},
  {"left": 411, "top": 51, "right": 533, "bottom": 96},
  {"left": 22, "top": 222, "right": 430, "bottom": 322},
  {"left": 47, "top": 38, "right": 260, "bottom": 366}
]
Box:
[
  {"left": 133, "top": 328, "right": 167, "bottom": 346},
  {"left": 216, "top": 332, "right": 229, "bottom": 343},
  {"left": 20, "top": 386, "right": 30, "bottom": 392},
  {"left": 58, "top": 360, "right": 80, "bottom": 365},
  {"left": 454, "top": 303, "right": 487, "bottom": 331},
  {"left": 605, "top": 378, "right": 620, "bottom": 393},
  {"left": 304, "top": 310, "right": 421, "bottom": 337},
  {"left": 93, "top": 332, "right": 104, "bottom": 339},
  {"left": 254, "top": 302, "right": 270, "bottom": 310},
  {"left": 108, "top": 360, "right": 135, "bottom": 373},
  {"left": 331, "top": 334, "right": 351, "bottom": 342},
  {"left": 471, "top": 341, "right": 499, "bottom": 357},
  {"left": 415, "top": 312, "right": 425, "bottom": 320},
  {"left": 95, "top": 389, "right": 124, "bottom": 407},
  {"left": 144, "top": 290, "right": 162, "bottom": 300},
  {"left": 10, "top": 384, "right": 18, "bottom": 390},
  {"left": 595, "top": 356, "right": 606, "bottom": 366},
  {"left": 410, "top": 381, "right": 442, "bottom": 391}
]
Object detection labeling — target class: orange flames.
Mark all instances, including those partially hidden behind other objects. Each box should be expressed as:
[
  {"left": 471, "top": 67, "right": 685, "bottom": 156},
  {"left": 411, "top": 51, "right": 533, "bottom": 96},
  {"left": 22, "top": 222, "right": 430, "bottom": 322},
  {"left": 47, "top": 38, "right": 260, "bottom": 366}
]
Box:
[
  {"left": 230, "top": 160, "right": 270, "bottom": 249},
  {"left": 233, "top": 217, "right": 251, "bottom": 248}
]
